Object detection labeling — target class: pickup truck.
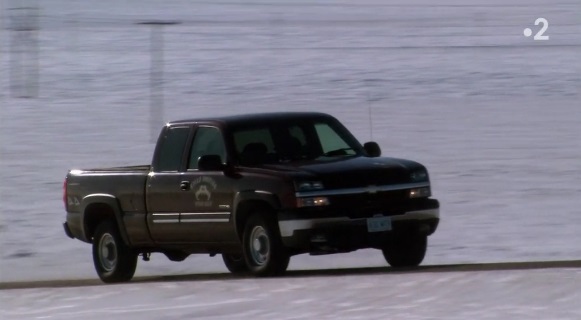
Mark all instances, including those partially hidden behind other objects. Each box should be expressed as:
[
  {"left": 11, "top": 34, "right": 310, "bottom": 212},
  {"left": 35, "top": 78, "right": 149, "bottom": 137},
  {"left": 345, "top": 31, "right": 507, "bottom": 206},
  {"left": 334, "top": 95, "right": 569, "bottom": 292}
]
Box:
[{"left": 63, "top": 112, "right": 440, "bottom": 283}]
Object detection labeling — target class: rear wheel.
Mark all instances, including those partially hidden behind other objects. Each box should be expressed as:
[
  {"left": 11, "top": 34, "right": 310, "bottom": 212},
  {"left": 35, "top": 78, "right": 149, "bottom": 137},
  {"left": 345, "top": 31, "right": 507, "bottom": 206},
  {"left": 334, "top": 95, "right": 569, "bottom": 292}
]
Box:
[
  {"left": 242, "top": 213, "right": 290, "bottom": 276},
  {"left": 382, "top": 234, "right": 427, "bottom": 268},
  {"left": 92, "top": 221, "right": 138, "bottom": 283},
  {"left": 222, "top": 254, "right": 247, "bottom": 274}
]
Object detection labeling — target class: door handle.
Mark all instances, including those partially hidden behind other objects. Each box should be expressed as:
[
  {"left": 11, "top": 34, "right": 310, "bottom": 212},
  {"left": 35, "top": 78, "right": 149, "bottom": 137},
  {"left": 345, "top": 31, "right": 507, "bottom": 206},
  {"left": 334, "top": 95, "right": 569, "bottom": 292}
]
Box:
[{"left": 179, "top": 181, "right": 190, "bottom": 191}]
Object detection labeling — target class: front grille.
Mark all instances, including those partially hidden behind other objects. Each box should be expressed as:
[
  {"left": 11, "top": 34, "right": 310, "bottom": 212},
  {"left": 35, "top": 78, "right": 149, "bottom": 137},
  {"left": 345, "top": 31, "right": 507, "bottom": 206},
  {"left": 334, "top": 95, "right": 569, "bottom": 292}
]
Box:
[{"left": 329, "top": 190, "right": 410, "bottom": 218}]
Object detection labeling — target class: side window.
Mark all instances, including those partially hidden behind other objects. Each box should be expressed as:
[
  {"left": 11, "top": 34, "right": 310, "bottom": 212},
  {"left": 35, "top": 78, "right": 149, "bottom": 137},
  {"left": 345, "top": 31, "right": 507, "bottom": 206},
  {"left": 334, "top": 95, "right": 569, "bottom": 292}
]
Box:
[
  {"left": 188, "top": 127, "right": 226, "bottom": 170},
  {"left": 233, "top": 128, "right": 275, "bottom": 153},
  {"left": 315, "top": 123, "right": 352, "bottom": 154},
  {"left": 157, "top": 126, "right": 190, "bottom": 172},
  {"left": 289, "top": 126, "right": 307, "bottom": 145}
]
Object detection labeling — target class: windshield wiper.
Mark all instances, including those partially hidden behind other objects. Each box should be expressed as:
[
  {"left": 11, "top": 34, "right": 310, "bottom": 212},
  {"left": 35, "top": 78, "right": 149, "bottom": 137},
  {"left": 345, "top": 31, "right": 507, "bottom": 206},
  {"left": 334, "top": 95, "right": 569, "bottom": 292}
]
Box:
[
  {"left": 277, "top": 153, "right": 313, "bottom": 162},
  {"left": 323, "top": 147, "right": 356, "bottom": 157}
]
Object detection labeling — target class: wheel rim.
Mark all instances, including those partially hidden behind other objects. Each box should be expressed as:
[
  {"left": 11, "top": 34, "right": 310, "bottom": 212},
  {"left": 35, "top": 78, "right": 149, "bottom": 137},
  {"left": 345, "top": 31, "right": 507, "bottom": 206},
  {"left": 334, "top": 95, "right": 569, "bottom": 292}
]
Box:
[
  {"left": 98, "top": 233, "right": 118, "bottom": 272},
  {"left": 249, "top": 226, "right": 270, "bottom": 266}
]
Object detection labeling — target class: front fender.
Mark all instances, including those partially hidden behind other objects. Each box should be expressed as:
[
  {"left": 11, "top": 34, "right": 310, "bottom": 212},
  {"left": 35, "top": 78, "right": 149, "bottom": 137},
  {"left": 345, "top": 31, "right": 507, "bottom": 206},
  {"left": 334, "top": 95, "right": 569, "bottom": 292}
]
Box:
[{"left": 232, "top": 190, "right": 281, "bottom": 239}]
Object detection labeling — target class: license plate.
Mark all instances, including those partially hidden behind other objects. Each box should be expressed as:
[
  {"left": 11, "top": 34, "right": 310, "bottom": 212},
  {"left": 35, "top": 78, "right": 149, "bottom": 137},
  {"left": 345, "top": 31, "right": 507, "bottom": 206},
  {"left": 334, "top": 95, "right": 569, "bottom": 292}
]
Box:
[{"left": 367, "top": 216, "right": 391, "bottom": 233}]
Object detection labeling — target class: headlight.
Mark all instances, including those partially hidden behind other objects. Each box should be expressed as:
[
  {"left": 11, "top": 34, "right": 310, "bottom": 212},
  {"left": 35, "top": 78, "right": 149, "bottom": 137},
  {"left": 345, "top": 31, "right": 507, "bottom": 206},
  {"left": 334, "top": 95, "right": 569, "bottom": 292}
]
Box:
[
  {"left": 295, "top": 181, "right": 324, "bottom": 191},
  {"left": 410, "top": 170, "right": 428, "bottom": 182},
  {"left": 295, "top": 181, "right": 328, "bottom": 207},
  {"left": 297, "top": 197, "right": 330, "bottom": 207},
  {"left": 409, "top": 187, "right": 431, "bottom": 198}
]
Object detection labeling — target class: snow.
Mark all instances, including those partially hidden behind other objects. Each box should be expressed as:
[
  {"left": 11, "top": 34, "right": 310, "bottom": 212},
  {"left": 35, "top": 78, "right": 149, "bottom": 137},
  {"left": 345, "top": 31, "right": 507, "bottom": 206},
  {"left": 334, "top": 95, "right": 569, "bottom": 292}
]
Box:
[
  {"left": 2, "top": 267, "right": 580, "bottom": 319},
  {"left": 0, "top": 0, "right": 580, "bottom": 317}
]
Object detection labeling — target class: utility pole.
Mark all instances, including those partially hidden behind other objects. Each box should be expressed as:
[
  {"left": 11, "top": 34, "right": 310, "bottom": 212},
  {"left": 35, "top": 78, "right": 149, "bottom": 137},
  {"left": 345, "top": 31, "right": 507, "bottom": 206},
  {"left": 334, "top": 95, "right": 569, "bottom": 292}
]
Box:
[
  {"left": 9, "top": 6, "right": 40, "bottom": 98},
  {"left": 137, "top": 20, "right": 180, "bottom": 143}
]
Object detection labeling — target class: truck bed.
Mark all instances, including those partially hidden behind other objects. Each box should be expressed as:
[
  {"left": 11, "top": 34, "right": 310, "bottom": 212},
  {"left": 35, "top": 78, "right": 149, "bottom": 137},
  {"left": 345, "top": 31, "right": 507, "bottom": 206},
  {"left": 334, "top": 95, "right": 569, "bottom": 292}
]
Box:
[
  {"left": 76, "top": 165, "right": 151, "bottom": 173},
  {"left": 66, "top": 166, "right": 150, "bottom": 220}
]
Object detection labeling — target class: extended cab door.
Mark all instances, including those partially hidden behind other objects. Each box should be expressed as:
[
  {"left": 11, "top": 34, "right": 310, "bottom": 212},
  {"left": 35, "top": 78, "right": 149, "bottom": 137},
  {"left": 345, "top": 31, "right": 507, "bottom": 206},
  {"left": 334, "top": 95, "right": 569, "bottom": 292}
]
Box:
[{"left": 145, "top": 125, "right": 192, "bottom": 243}]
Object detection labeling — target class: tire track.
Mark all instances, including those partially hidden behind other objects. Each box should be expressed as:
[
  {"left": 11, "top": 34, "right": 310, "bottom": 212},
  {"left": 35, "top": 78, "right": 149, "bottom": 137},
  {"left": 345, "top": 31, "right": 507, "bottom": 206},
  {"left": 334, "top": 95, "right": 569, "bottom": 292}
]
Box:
[{"left": 2, "top": 259, "right": 579, "bottom": 290}]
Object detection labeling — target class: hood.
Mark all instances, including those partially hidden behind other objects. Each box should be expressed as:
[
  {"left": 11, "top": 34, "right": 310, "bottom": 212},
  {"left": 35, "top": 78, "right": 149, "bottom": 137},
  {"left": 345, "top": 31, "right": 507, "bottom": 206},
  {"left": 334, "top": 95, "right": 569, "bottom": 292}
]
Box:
[{"left": 261, "top": 156, "right": 427, "bottom": 189}]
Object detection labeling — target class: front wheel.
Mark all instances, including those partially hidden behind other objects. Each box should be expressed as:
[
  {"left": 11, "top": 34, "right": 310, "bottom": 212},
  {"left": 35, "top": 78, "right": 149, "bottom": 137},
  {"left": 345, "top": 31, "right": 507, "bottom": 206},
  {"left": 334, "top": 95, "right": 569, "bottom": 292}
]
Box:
[
  {"left": 242, "top": 213, "right": 290, "bottom": 277},
  {"left": 92, "top": 221, "right": 138, "bottom": 283},
  {"left": 222, "top": 254, "right": 247, "bottom": 274},
  {"left": 382, "top": 234, "right": 427, "bottom": 268}
]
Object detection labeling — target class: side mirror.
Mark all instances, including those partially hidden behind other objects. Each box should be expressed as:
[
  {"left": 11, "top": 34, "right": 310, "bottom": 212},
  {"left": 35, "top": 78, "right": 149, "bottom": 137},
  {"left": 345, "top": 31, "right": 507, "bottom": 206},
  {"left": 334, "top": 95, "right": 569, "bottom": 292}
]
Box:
[
  {"left": 363, "top": 142, "right": 381, "bottom": 157},
  {"left": 198, "top": 155, "right": 225, "bottom": 171}
]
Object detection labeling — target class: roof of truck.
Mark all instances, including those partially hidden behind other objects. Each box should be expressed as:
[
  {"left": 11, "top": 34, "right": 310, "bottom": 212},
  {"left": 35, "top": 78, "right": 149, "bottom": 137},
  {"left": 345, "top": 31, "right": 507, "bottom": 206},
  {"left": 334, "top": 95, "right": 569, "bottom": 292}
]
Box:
[{"left": 168, "top": 112, "right": 335, "bottom": 126}]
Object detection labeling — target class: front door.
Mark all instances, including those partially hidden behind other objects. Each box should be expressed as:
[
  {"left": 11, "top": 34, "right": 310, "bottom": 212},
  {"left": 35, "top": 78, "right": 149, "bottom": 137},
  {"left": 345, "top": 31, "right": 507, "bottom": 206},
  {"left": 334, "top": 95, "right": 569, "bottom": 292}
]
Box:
[{"left": 178, "top": 125, "right": 238, "bottom": 243}]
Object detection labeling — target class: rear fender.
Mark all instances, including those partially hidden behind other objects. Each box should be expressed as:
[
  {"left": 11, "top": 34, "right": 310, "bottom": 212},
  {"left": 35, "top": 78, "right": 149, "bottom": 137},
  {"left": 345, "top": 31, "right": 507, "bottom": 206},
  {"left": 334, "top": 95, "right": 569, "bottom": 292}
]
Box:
[{"left": 80, "top": 194, "right": 131, "bottom": 246}]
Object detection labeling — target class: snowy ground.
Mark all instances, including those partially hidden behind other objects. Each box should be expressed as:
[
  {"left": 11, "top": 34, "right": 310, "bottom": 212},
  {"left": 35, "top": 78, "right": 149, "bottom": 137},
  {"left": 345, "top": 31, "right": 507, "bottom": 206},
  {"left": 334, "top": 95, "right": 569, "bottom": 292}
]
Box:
[
  {"left": 2, "top": 265, "right": 581, "bottom": 319},
  {"left": 0, "top": 1, "right": 580, "bottom": 317}
]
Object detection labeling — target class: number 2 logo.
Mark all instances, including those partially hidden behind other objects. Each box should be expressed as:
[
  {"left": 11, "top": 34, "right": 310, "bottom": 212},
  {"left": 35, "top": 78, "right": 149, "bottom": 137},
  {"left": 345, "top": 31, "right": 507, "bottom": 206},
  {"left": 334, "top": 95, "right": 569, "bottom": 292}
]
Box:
[{"left": 533, "top": 18, "right": 549, "bottom": 40}]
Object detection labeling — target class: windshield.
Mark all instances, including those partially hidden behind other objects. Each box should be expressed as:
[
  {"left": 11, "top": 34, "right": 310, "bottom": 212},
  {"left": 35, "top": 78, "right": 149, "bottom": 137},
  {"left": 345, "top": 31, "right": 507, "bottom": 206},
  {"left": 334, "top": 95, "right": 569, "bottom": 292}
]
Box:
[{"left": 231, "top": 117, "right": 363, "bottom": 165}]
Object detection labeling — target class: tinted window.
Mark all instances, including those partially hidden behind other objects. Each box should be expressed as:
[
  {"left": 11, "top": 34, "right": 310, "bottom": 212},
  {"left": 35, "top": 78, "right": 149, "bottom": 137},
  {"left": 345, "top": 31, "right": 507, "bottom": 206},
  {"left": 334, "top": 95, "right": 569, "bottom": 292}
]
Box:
[
  {"left": 233, "top": 128, "right": 275, "bottom": 154},
  {"left": 289, "top": 125, "right": 307, "bottom": 145},
  {"left": 231, "top": 118, "right": 361, "bottom": 165},
  {"left": 315, "top": 122, "right": 354, "bottom": 155},
  {"left": 157, "top": 126, "right": 190, "bottom": 172},
  {"left": 188, "top": 127, "right": 226, "bottom": 170}
]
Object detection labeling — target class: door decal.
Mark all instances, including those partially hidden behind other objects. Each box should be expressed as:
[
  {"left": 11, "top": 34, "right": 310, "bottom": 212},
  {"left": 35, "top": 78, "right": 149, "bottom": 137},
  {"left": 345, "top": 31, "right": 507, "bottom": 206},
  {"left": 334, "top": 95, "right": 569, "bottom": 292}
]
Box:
[{"left": 191, "top": 176, "right": 217, "bottom": 207}]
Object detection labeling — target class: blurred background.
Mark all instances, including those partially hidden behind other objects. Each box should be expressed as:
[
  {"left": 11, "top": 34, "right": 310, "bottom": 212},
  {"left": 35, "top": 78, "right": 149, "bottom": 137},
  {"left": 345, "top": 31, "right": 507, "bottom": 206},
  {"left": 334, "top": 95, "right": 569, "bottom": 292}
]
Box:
[{"left": 0, "top": 0, "right": 580, "bottom": 282}]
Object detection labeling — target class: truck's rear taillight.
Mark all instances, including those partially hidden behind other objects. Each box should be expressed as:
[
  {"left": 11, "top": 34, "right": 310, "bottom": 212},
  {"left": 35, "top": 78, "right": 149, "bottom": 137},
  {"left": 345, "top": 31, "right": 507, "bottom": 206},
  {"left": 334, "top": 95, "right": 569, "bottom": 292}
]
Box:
[{"left": 63, "top": 177, "right": 68, "bottom": 209}]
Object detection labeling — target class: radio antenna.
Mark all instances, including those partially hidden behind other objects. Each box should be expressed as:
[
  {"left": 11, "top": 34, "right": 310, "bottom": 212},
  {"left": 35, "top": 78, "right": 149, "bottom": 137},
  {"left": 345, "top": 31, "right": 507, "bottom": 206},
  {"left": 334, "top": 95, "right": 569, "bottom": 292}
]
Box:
[{"left": 367, "top": 92, "right": 374, "bottom": 141}]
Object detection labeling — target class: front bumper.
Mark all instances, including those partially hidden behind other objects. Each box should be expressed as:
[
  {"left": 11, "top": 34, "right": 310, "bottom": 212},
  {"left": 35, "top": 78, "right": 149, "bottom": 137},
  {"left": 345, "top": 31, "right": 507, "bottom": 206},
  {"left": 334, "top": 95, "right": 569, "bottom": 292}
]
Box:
[{"left": 278, "top": 199, "right": 439, "bottom": 253}]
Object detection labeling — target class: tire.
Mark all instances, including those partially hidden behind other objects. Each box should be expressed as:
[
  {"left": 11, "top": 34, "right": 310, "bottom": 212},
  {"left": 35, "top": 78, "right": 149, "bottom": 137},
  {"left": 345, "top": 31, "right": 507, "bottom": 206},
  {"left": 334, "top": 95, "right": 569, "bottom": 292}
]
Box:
[
  {"left": 222, "top": 254, "right": 248, "bottom": 274},
  {"left": 242, "top": 213, "right": 290, "bottom": 277},
  {"left": 92, "top": 221, "right": 138, "bottom": 283},
  {"left": 382, "top": 234, "right": 427, "bottom": 268}
]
